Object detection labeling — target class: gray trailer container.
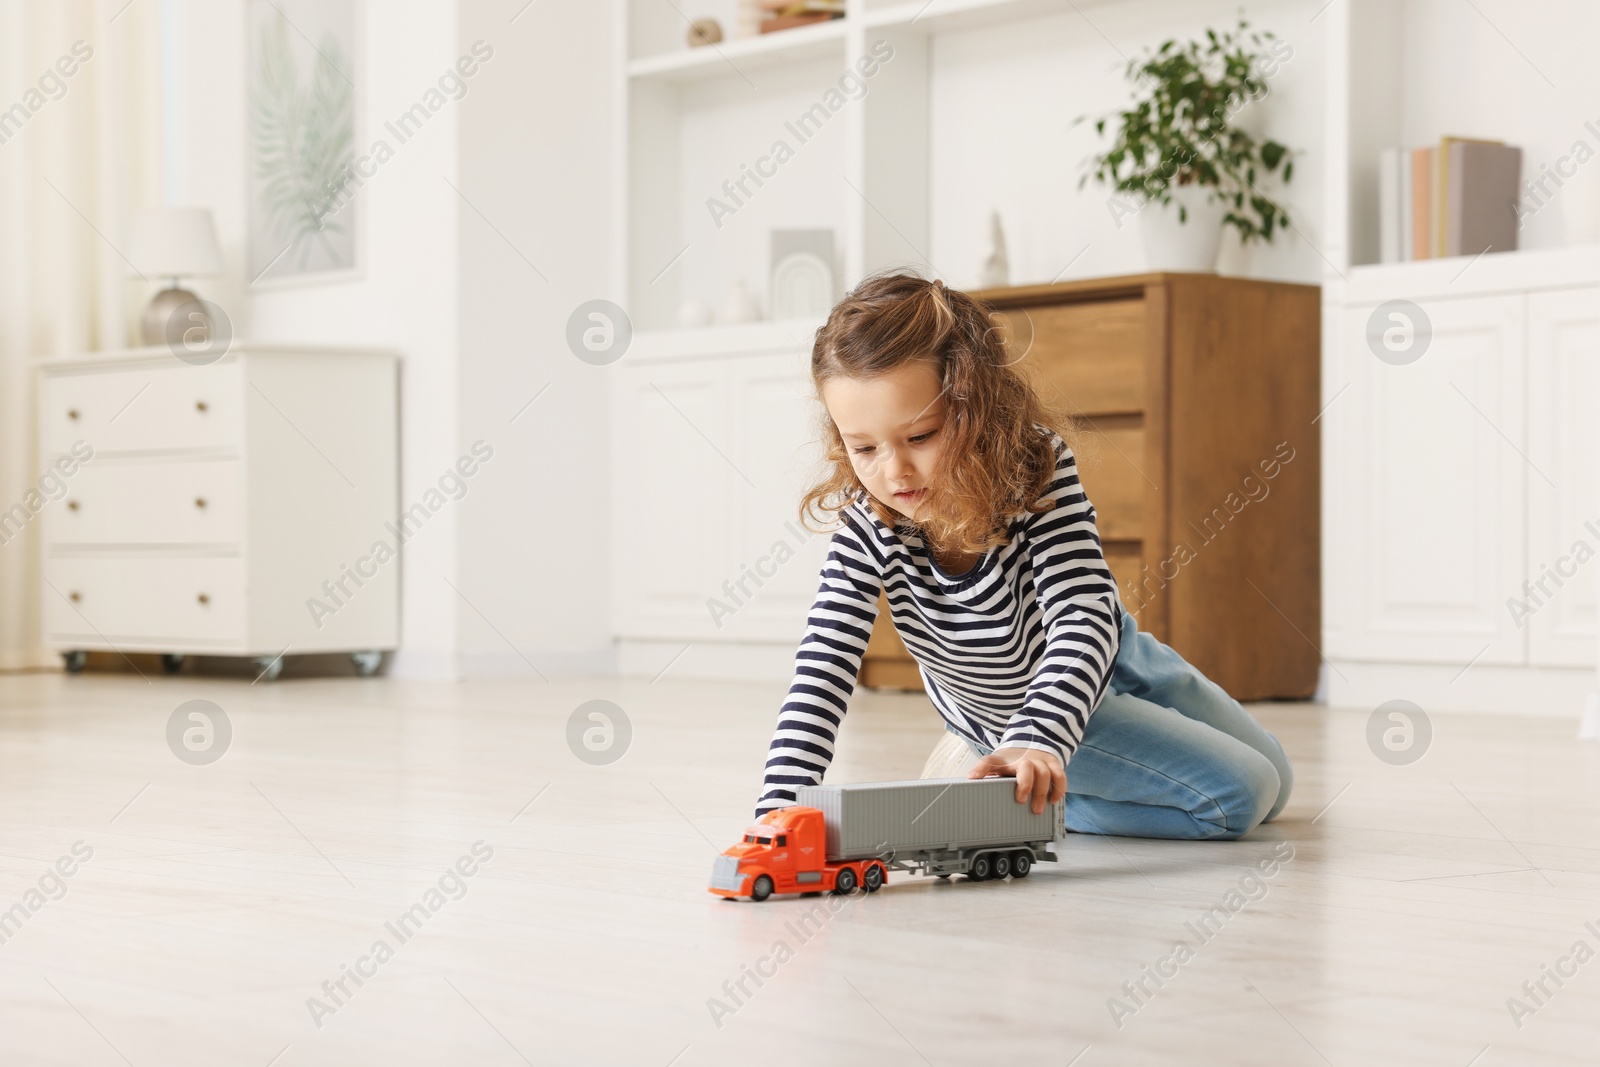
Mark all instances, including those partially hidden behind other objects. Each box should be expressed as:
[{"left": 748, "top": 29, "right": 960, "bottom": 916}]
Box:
[{"left": 795, "top": 777, "right": 1064, "bottom": 880}]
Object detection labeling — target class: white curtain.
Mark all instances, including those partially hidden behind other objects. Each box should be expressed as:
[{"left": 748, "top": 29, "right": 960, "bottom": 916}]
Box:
[{"left": 0, "top": 0, "right": 163, "bottom": 668}]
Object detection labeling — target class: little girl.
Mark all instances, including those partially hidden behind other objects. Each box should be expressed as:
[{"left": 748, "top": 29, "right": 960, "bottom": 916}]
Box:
[{"left": 754, "top": 271, "right": 1293, "bottom": 840}]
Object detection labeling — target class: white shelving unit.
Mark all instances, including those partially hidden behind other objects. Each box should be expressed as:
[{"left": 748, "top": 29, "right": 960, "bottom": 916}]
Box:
[
  {"left": 1318, "top": 0, "right": 1600, "bottom": 717},
  {"left": 627, "top": 315, "right": 825, "bottom": 364},
  {"left": 611, "top": 0, "right": 1337, "bottom": 342},
  {"left": 626, "top": 18, "right": 849, "bottom": 82},
  {"left": 610, "top": 0, "right": 1327, "bottom": 337},
  {"left": 616, "top": 0, "right": 1075, "bottom": 334},
  {"left": 618, "top": 57, "right": 851, "bottom": 331}
]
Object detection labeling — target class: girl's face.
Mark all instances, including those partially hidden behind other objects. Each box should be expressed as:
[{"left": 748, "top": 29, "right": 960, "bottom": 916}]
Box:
[{"left": 821, "top": 360, "right": 947, "bottom": 521}]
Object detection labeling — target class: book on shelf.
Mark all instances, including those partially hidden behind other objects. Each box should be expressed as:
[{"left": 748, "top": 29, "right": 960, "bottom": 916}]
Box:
[
  {"left": 1436, "top": 136, "right": 1505, "bottom": 257},
  {"left": 758, "top": 0, "right": 845, "bottom": 31},
  {"left": 1377, "top": 137, "right": 1521, "bottom": 263},
  {"left": 1445, "top": 140, "right": 1522, "bottom": 257},
  {"left": 1379, "top": 148, "right": 1400, "bottom": 263},
  {"left": 760, "top": 14, "right": 839, "bottom": 31},
  {"left": 1398, "top": 149, "right": 1412, "bottom": 263},
  {"left": 1409, "top": 146, "right": 1432, "bottom": 261}
]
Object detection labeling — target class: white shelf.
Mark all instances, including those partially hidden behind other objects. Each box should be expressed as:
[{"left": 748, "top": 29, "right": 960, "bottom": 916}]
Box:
[
  {"left": 617, "top": 0, "right": 1324, "bottom": 333},
  {"left": 627, "top": 18, "right": 848, "bottom": 83},
  {"left": 863, "top": 0, "right": 1102, "bottom": 34},
  {"left": 616, "top": 0, "right": 1142, "bottom": 332},
  {"left": 1341, "top": 244, "right": 1600, "bottom": 304},
  {"left": 627, "top": 0, "right": 1110, "bottom": 80},
  {"left": 626, "top": 316, "right": 827, "bottom": 363}
]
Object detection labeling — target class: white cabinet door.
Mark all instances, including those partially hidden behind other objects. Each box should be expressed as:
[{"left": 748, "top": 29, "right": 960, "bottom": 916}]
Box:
[
  {"left": 1526, "top": 286, "right": 1600, "bottom": 667},
  {"left": 1326, "top": 293, "right": 1526, "bottom": 664},
  {"left": 612, "top": 359, "right": 737, "bottom": 639},
  {"left": 612, "top": 349, "right": 831, "bottom": 642},
  {"left": 722, "top": 354, "right": 831, "bottom": 641}
]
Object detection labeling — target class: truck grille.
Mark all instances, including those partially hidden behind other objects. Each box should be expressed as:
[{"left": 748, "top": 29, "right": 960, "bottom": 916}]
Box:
[{"left": 708, "top": 855, "right": 745, "bottom": 892}]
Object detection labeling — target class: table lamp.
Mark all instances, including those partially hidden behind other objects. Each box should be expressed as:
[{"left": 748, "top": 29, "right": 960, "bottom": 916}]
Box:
[{"left": 129, "top": 206, "right": 223, "bottom": 346}]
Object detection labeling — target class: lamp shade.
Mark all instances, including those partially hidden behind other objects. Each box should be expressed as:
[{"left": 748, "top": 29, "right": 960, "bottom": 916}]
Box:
[{"left": 128, "top": 206, "right": 223, "bottom": 279}]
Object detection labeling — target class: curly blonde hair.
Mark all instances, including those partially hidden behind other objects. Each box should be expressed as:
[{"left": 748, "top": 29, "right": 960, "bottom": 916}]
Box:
[{"left": 798, "top": 270, "right": 1079, "bottom": 558}]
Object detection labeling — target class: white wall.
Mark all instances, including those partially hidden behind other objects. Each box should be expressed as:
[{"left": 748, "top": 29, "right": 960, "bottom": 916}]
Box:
[
  {"left": 165, "top": 0, "right": 462, "bottom": 677},
  {"left": 928, "top": 0, "right": 1325, "bottom": 288},
  {"left": 453, "top": 0, "right": 615, "bottom": 679}
]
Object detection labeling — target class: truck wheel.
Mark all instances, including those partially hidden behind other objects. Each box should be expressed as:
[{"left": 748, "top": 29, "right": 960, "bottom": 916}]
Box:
[
  {"left": 833, "top": 867, "right": 858, "bottom": 894},
  {"left": 1011, "top": 850, "right": 1032, "bottom": 878},
  {"left": 750, "top": 876, "right": 774, "bottom": 902},
  {"left": 968, "top": 854, "right": 992, "bottom": 881},
  {"left": 863, "top": 864, "right": 885, "bottom": 892},
  {"left": 993, "top": 853, "right": 1012, "bottom": 879}
]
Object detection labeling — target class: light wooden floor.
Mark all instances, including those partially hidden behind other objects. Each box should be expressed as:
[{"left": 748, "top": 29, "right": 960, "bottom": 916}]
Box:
[{"left": 0, "top": 670, "right": 1597, "bottom": 1066}]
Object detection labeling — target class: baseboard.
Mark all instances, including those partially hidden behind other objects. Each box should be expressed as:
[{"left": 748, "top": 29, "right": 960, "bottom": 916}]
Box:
[
  {"left": 1580, "top": 691, "right": 1600, "bottom": 741},
  {"left": 17, "top": 643, "right": 1585, "bottom": 725},
  {"left": 616, "top": 638, "right": 797, "bottom": 683},
  {"left": 1326, "top": 659, "right": 1595, "bottom": 718},
  {"left": 1310, "top": 661, "right": 1329, "bottom": 705},
  {"left": 385, "top": 648, "right": 462, "bottom": 681},
  {"left": 0, "top": 647, "right": 60, "bottom": 672},
  {"left": 457, "top": 644, "right": 617, "bottom": 680}
]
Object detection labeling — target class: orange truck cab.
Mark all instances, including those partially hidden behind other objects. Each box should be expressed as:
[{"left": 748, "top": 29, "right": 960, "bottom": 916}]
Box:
[{"left": 707, "top": 805, "right": 886, "bottom": 902}]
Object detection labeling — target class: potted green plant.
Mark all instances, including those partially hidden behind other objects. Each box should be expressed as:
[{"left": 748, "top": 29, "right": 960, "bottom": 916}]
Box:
[{"left": 1076, "top": 17, "right": 1296, "bottom": 272}]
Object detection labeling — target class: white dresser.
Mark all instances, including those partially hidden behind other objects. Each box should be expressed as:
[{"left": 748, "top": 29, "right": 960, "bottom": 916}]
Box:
[{"left": 34, "top": 344, "right": 399, "bottom": 679}]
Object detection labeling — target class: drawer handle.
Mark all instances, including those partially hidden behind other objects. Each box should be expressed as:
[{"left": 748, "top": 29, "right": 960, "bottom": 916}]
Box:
[
  {"left": 66, "top": 500, "right": 79, "bottom": 512},
  {"left": 195, "top": 400, "right": 209, "bottom": 413},
  {"left": 196, "top": 593, "right": 210, "bottom": 606},
  {"left": 194, "top": 497, "right": 207, "bottom": 510},
  {"left": 68, "top": 591, "right": 81, "bottom": 603},
  {"left": 67, "top": 408, "right": 80, "bottom": 421}
]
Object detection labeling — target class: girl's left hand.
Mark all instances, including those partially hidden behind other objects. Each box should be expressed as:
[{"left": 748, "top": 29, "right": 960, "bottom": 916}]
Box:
[{"left": 968, "top": 747, "right": 1066, "bottom": 814}]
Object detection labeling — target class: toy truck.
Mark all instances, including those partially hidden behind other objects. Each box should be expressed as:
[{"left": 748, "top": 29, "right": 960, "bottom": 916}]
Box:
[{"left": 708, "top": 777, "right": 1064, "bottom": 901}]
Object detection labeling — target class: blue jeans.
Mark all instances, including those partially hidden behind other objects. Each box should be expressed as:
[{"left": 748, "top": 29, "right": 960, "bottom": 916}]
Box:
[{"left": 953, "top": 607, "right": 1293, "bottom": 840}]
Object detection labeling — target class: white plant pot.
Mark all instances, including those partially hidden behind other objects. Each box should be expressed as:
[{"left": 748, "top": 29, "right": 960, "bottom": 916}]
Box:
[{"left": 1140, "top": 185, "right": 1227, "bottom": 273}]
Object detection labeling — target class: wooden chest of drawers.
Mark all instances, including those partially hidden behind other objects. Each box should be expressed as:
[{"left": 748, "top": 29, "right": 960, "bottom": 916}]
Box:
[
  {"left": 860, "top": 272, "right": 1322, "bottom": 702},
  {"left": 33, "top": 344, "right": 400, "bottom": 677}
]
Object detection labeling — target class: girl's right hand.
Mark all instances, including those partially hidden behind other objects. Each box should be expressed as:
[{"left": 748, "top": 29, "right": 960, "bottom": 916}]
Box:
[{"left": 968, "top": 747, "right": 1066, "bottom": 815}]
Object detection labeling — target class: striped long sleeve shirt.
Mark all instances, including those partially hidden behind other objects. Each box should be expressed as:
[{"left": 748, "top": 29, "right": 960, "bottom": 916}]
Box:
[{"left": 755, "top": 427, "right": 1125, "bottom": 817}]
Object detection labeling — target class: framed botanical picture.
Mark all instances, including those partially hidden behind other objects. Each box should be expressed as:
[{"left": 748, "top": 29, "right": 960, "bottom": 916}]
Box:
[{"left": 245, "top": 0, "right": 362, "bottom": 286}]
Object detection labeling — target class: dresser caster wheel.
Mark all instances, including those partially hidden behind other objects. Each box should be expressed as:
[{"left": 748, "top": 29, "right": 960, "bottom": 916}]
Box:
[
  {"left": 252, "top": 655, "right": 284, "bottom": 682},
  {"left": 62, "top": 651, "right": 87, "bottom": 674},
  {"left": 349, "top": 650, "right": 383, "bottom": 677},
  {"left": 161, "top": 654, "right": 186, "bottom": 675}
]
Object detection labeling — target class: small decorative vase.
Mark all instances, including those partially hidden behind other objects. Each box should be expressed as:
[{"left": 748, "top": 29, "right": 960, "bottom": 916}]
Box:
[
  {"left": 1140, "top": 183, "right": 1227, "bottom": 273},
  {"left": 687, "top": 18, "right": 722, "bottom": 47},
  {"left": 978, "top": 210, "right": 1010, "bottom": 289},
  {"left": 678, "top": 299, "right": 713, "bottom": 328},
  {"left": 734, "top": 0, "right": 762, "bottom": 38},
  {"left": 721, "top": 280, "right": 761, "bottom": 324}
]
